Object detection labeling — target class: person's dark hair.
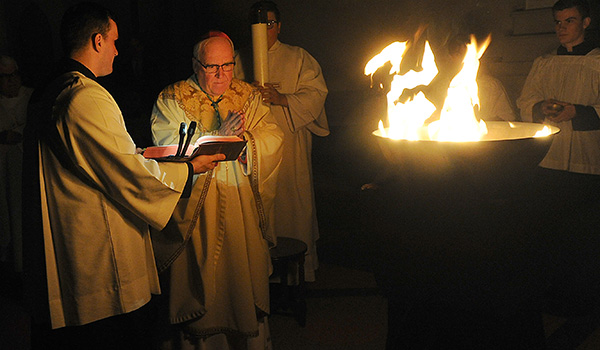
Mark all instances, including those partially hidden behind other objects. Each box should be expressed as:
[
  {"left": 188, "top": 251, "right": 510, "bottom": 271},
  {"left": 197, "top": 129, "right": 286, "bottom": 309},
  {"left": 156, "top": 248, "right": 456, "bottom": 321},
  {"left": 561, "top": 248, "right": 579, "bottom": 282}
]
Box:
[
  {"left": 60, "top": 2, "right": 114, "bottom": 56},
  {"left": 552, "top": 0, "right": 591, "bottom": 19},
  {"left": 250, "top": 1, "right": 280, "bottom": 22}
]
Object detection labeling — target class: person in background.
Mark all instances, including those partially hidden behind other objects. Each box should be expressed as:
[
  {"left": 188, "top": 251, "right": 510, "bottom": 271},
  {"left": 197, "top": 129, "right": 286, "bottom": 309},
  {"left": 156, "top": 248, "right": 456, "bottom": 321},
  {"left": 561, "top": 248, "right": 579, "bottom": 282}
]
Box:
[
  {"left": 0, "top": 55, "right": 32, "bottom": 275},
  {"left": 399, "top": 33, "right": 517, "bottom": 124},
  {"left": 22, "top": 3, "right": 223, "bottom": 349},
  {"left": 238, "top": 0, "right": 329, "bottom": 282},
  {"left": 150, "top": 32, "right": 282, "bottom": 349},
  {"left": 517, "top": 0, "right": 600, "bottom": 316}
]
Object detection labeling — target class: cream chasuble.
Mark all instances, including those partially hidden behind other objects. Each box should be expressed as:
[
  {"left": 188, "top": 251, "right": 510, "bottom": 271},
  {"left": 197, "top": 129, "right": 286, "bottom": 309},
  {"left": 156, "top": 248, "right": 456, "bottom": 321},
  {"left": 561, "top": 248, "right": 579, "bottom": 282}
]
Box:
[{"left": 151, "top": 76, "right": 282, "bottom": 340}]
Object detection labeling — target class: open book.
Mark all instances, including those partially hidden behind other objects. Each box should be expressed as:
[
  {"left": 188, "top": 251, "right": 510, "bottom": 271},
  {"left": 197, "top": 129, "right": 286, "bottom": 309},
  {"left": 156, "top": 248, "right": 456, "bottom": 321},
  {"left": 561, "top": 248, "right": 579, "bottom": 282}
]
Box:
[{"left": 143, "top": 135, "right": 247, "bottom": 162}]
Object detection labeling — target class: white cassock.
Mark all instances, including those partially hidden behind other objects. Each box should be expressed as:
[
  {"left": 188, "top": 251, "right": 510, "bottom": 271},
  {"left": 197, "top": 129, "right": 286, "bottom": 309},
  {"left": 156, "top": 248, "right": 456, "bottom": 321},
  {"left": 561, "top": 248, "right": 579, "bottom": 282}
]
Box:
[
  {"left": 265, "top": 40, "right": 329, "bottom": 282},
  {"left": 37, "top": 72, "right": 190, "bottom": 329}
]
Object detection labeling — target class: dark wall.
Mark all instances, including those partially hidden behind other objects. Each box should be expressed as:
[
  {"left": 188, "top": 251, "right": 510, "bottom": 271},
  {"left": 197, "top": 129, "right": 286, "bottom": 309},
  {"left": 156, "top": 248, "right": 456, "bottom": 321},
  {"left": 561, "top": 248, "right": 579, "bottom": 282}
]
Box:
[{"left": 1, "top": 0, "right": 598, "bottom": 129}]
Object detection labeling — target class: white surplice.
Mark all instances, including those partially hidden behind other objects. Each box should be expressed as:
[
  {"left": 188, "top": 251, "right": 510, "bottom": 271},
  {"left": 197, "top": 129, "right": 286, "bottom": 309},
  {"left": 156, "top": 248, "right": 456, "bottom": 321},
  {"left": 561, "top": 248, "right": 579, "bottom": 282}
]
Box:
[
  {"left": 517, "top": 49, "right": 600, "bottom": 174},
  {"left": 39, "top": 72, "right": 190, "bottom": 329}
]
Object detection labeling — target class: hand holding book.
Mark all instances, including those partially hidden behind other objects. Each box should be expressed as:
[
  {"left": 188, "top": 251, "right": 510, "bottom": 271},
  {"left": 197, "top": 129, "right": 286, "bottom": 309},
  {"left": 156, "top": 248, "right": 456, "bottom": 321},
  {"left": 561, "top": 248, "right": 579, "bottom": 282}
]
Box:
[{"left": 189, "top": 153, "right": 226, "bottom": 173}]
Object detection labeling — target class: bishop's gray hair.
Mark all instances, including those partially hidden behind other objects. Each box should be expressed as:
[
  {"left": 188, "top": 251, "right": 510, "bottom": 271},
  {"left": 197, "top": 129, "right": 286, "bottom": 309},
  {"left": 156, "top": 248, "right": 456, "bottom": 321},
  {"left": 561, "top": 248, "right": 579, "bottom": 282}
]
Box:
[{"left": 193, "top": 35, "right": 234, "bottom": 62}]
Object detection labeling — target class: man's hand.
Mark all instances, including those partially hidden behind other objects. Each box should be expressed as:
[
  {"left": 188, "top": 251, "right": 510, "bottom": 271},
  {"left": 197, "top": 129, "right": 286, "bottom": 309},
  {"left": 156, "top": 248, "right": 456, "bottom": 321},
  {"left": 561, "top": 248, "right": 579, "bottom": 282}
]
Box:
[
  {"left": 254, "top": 82, "right": 288, "bottom": 107},
  {"left": 541, "top": 99, "right": 576, "bottom": 123},
  {"left": 189, "top": 154, "right": 226, "bottom": 174},
  {"left": 218, "top": 110, "right": 245, "bottom": 137}
]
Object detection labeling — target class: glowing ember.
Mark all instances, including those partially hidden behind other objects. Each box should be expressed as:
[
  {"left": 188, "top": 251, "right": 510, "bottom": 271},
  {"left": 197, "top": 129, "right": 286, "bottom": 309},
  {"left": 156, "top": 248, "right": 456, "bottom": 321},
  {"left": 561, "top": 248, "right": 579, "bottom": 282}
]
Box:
[{"left": 366, "top": 35, "right": 492, "bottom": 141}]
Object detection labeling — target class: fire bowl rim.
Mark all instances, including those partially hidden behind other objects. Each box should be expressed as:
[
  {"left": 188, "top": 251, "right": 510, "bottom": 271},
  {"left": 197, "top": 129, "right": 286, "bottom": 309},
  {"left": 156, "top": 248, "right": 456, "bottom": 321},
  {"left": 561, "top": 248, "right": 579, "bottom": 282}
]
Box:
[{"left": 372, "top": 121, "right": 560, "bottom": 143}]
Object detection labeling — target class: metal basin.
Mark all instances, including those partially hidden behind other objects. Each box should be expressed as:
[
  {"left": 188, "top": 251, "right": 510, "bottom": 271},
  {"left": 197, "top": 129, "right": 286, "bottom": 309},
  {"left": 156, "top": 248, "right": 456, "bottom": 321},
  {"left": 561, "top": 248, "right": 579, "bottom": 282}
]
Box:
[{"left": 372, "top": 121, "right": 560, "bottom": 191}]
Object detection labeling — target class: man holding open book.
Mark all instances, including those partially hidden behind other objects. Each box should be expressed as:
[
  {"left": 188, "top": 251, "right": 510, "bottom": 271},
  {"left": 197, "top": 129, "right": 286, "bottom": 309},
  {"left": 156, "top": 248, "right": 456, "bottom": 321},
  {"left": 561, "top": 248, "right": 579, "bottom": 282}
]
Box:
[
  {"left": 22, "top": 4, "right": 225, "bottom": 348},
  {"left": 150, "top": 31, "right": 283, "bottom": 349}
]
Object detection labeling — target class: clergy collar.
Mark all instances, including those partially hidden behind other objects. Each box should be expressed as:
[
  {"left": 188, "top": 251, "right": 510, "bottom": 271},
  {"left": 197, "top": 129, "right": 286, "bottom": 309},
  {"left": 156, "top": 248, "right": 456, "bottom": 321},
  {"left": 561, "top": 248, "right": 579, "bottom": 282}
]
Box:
[
  {"left": 60, "top": 58, "right": 97, "bottom": 81},
  {"left": 557, "top": 41, "right": 596, "bottom": 56}
]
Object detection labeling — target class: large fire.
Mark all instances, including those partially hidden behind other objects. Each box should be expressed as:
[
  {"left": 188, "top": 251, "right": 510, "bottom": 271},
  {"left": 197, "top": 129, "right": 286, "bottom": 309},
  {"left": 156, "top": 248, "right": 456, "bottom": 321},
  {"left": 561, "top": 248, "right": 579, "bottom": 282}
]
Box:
[{"left": 365, "top": 35, "right": 553, "bottom": 141}]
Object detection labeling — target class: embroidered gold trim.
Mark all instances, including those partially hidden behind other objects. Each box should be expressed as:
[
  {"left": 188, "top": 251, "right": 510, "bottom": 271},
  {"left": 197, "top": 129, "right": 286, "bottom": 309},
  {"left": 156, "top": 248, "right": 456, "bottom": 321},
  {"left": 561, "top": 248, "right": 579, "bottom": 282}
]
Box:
[
  {"left": 156, "top": 170, "right": 213, "bottom": 272},
  {"left": 246, "top": 132, "right": 269, "bottom": 240}
]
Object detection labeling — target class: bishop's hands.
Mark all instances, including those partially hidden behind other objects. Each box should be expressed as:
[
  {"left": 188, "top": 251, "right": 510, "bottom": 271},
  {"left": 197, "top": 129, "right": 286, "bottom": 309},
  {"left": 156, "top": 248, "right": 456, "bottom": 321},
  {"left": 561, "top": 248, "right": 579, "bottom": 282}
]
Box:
[
  {"left": 218, "top": 110, "right": 246, "bottom": 137},
  {"left": 253, "top": 82, "right": 288, "bottom": 107},
  {"left": 535, "top": 99, "right": 576, "bottom": 123}
]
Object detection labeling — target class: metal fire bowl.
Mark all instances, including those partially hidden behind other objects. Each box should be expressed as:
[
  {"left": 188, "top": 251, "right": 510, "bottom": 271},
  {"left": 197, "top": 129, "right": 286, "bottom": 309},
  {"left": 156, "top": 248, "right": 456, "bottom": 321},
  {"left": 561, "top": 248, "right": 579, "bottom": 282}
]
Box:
[{"left": 373, "top": 121, "right": 560, "bottom": 191}]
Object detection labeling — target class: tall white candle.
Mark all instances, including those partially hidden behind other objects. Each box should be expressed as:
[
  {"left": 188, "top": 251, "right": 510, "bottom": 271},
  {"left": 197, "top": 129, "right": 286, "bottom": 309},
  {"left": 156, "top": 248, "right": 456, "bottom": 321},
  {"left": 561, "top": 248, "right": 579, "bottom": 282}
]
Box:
[{"left": 251, "top": 23, "right": 269, "bottom": 86}]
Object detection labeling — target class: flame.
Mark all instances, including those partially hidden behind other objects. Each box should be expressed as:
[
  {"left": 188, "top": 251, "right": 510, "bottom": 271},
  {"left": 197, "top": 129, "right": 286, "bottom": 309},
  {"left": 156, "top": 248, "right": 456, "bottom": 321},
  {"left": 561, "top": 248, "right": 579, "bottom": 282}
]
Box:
[
  {"left": 365, "top": 41, "right": 438, "bottom": 140},
  {"left": 534, "top": 125, "right": 552, "bottom": 138},
  {"left": 366, "top": 34, "right": 492, "bottom": 142}
]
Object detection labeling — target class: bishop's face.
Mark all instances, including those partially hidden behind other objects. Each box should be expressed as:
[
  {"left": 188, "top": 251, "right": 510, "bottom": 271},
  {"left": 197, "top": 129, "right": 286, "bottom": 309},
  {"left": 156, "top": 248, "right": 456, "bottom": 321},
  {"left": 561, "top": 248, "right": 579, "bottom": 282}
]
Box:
[
  {"left": 195, "top": 37, "right": 234, "bottom": 96},
  {"left": 554, "top": 7, "right": 590, "bottom": 51}
]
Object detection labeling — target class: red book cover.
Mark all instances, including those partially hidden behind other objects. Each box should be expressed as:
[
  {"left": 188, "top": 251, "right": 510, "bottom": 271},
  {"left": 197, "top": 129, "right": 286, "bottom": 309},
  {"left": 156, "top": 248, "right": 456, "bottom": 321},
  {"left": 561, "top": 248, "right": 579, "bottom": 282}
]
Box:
[{"left": 143, "top": 135, "right": 247, "bottom": 162}]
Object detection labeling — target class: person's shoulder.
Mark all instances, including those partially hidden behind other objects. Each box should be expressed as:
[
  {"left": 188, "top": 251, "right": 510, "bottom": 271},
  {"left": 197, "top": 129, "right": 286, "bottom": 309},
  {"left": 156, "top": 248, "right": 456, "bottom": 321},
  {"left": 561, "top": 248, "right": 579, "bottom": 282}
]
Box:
[
  {"left": 277, "top": 41, "right": 308, "bottom": 55},
  {"left": 539, "top": 51, "right": 558, "bottom": 59},
  {"left": 230, "top": 78, "right": 260, "bottom": 100},
  {"left": 231, "top": 78, "right": 254, "bottom": 91},
  {"left": 165, "top": 77, "right": 193, "bottom": 90},
  {"left": 158, "top": 77, "right": 195, "bottom": 98},
  {"left": 587, "top": 48, "right": 600, "bottom": 56},
  {"left": 54, "top": 73, "right": 112, "bottom": 113},
  {"left": 62, "top": 72, "right": 101, "bottom": 95},
  {"left": 528, "top": 51, "right": 558, "bottom": 68}
]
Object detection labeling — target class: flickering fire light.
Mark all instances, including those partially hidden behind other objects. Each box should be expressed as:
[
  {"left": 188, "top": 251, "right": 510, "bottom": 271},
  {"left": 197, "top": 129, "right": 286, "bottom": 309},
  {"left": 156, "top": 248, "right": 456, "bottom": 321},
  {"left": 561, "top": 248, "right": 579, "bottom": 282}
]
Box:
[{"left": 365, "top": 35, "right": 555, "bottom": 142}]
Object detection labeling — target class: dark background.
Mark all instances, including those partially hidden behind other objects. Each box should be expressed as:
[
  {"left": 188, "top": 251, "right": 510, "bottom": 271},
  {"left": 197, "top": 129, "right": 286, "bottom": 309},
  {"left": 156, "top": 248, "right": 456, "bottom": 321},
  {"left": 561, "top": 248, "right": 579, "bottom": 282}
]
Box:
[
  {"left": 2, "top": 0, "right": 600, "bottom": 255},
  {"left": 1, "top": 0, "right": 600, "bottom": 261},
  {"left": 4, "top": 0, "right": 598, "bottom": 127}
]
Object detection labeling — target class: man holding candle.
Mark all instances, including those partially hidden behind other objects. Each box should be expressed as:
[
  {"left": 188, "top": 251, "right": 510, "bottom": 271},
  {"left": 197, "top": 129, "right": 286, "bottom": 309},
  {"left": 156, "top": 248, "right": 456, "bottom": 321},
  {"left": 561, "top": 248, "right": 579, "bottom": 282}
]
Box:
[{"left": 238, "top": 1, "right": 329, "bottom": 282}]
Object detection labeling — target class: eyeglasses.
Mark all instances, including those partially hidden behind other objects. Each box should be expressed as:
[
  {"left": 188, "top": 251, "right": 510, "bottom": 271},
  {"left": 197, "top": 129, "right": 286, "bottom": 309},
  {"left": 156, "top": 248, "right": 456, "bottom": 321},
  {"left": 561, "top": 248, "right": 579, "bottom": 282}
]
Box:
[
  {"left": 194, "top": 58, "right": 235, "bottom": 74},
  {"left": 266, "top": 20, "right": 279, "bottom": 29},
  {"left": 0, "top": 70, "right": 20, "bottom": 80}
]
